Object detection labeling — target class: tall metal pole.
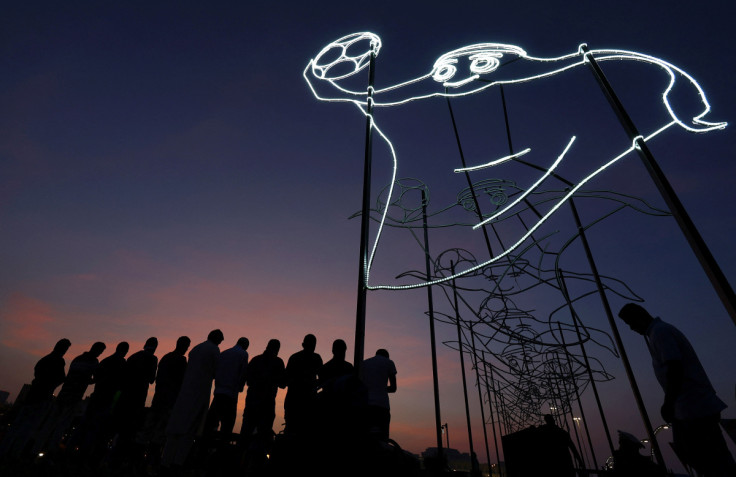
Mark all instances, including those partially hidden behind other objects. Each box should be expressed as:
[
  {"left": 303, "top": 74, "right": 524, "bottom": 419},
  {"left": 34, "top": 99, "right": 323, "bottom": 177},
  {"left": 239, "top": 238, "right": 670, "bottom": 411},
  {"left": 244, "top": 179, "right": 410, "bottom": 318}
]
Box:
[
  {"left": 469, "top": 325, "right": 493, "bottom": 471},
  {"left": 559, "top": 267, "right": 615, "bottom": 457},
  {"left": 451, "top": 263, "right": 476, "bottom": 462},
  {"left": 568, "top": 197, "right": 667, "bottom": 471},
  {"left": 423, "top": 189, "right": 445, "bottom": 462},
  {"left": 557, "top": 319, "right": 600, "bottom": 469},
  {"left": 353, "top": 46, "right": 377, "bottom": 373},
  {"left": 581, "top": 45, "right": 736, "bottom": 326},
  {"left": 482, "top": 352, "right": 504, "bottom": 477},
  {"left": 487, "top": 359, "right": 508, "bottom": 435},
  {"left": 446, "top": 95, "right": 496, "bottom": 257}
]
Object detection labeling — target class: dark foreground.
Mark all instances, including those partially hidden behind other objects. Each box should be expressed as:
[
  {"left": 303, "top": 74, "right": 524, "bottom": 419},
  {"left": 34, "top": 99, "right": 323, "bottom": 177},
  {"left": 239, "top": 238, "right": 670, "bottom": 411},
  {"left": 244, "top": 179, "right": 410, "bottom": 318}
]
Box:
[{"left": 0, "top": 433, "right": 432, "bottom": 477}]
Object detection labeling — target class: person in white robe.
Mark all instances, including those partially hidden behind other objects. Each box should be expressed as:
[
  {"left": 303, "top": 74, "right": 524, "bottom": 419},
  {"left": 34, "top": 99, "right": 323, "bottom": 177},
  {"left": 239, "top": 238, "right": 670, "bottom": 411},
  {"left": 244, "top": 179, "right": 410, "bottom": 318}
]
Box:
[{"left": 161, "top": 329, "right": 224, "bottom": 468}]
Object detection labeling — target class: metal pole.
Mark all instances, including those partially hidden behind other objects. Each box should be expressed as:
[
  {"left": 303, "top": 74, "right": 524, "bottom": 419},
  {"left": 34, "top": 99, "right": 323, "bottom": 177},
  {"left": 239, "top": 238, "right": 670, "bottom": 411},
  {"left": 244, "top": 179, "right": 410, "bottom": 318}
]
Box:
[
  {"left": 469, "top": 326, "right": 493, "bottom": 471},
  {"left": 446, "top": 94, "right": 496, "bottom": 256},
  {"left": 559, "top": 267, "right": 615, "bottom": 457},
  {"left": 555, "top": 322, "right": 590, "bottom": 469},
  {"left": 483, "top": 351, "right": 504, "bottom": 477},
  {"left": 557, "top": 319, "right": 599, "bottom": 469},
  {"left": 581, "top": 45, "right": 736, "bottom": 326},
  {"left": 451, "top": 263, "right": 476, "bottom": 462},
  {"left": 423, "top": 189, "right": 445, "bottom": 462},
  {"left": 353, "top": 46, "right": 377, "bottom": 373},
  {"left": 568, "top": 196, "right": 667, "bottom": 471},
  {"left": 488, "top": 360, "right": 508, "bottom": 435}
]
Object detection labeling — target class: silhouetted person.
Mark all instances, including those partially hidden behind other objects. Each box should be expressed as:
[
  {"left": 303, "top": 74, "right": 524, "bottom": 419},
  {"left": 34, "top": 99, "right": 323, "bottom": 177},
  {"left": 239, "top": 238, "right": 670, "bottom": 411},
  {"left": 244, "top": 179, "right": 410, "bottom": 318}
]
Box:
[
  {"left": 0, "top": 338, "right": 71, "bottom": 459},
  {"left": 317, "top": 339, "right": 354, "bottom": 439},
  {"left": 619, "top": 303, "right": 736, "bottom": 476},
  {"left": 89, "top": 341, "right": 130, "bottom": 410},
  {"left": 76, "top": 341, "right": 129, "bottom": 459},
  {"left": 204, "top": 337, "right": 249, "bottom": 441},
  {"left": 140, "top": 336, "right": 191, "bottom": 460},
  {"left": 611, "top": 430, "right": 663, "bottom": 477},
  {"left": 109, "top": 337, "right": 158, "bottom": 465},
  {"left": 284, "top": 334, "right": 322, "bottom": 436},
  {"left": 151, "top": 337, "right": 191, "bottom": 413},
  {"left": 161, "top": 329, "right": 223, "bottom": 469},
  {"left": 361, "top": 349, "right": 397, "bottom": 441},
  {"left": 26, "top": 339, "right": 72, "bottom": 406},
  {"left": 318, "top": 339, "right": 354, "bottom": 392},
  {"left": 536, "top": 414, "right": 583, "bottom": 477},
  {"left": 239, "top": 339, "right": 286, "bottom": 453},
  {"left": 34, "top": 341, "right": 106, "bottom": 455}
]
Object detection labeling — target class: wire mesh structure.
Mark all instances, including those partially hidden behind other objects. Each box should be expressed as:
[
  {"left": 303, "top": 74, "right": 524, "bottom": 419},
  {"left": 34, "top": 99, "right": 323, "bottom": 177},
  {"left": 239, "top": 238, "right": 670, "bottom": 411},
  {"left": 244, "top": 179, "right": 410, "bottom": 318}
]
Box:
[
  {"left": 305, "top": 32, "right": 730, "bottom": 470},
  {"left": 372, "top": 175, "right": 669, "bottom": 433}
]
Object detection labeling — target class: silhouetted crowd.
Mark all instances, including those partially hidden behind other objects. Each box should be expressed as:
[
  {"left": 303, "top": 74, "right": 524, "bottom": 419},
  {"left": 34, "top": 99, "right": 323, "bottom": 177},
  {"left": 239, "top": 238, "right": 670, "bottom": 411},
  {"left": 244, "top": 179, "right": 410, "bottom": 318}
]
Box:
[{"left": 0, "top": 331, "right": 417, "bottom": 477}]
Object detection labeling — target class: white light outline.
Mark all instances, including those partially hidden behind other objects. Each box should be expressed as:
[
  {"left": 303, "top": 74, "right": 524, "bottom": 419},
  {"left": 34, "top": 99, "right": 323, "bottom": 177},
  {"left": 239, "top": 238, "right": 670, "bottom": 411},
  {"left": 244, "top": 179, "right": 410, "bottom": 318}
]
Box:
[
  {"left": 474, "top": 137, "right": 575, "bottom": 229},
  {"left": 305, "top": 33, "right": 727, "bottom": 290},
  {"left": 455, "top": 148, "right": 532, "bottom": 173}
]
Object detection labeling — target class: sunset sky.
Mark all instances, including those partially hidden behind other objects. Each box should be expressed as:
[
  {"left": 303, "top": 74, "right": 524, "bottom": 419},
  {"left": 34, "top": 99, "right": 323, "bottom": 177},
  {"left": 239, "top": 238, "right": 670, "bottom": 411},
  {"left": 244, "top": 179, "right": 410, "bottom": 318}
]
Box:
[{"left": 1, "top": 1, "right": 735, "bottom": 472}]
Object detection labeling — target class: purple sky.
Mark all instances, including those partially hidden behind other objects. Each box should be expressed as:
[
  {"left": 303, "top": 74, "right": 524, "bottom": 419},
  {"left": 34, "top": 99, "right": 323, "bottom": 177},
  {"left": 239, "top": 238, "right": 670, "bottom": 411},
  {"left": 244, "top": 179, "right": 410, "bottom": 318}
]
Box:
[{"left": 1, "top": 1, "right": 735, "bottom": 472}]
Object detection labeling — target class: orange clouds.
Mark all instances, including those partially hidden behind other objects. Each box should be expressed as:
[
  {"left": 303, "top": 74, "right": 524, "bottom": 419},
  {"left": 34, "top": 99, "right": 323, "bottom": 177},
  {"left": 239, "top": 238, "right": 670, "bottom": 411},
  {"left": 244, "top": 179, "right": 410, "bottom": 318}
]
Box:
[{"left": 0, "top": 292, "right": 56, "bottom": 355}]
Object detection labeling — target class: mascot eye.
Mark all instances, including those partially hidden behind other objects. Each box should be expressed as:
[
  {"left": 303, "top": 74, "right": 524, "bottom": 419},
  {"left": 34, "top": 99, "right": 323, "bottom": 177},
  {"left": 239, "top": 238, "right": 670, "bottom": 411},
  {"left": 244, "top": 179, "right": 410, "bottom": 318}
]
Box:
[
  {"left": 469, "top": 53, "right": 501, "bottom": 74},
  {"left": 433, "top": 60, "right": 458, "bottom": 82}
]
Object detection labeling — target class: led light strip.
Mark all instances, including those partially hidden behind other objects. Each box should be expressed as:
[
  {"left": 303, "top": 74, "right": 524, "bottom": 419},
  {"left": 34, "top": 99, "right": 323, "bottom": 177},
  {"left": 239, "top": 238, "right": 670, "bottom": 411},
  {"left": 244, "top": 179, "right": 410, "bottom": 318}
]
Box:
[
  {"left": 474, "top": 138, "right": 575, "bottom": 229},
  {"left": 454, "top": 148, "right": 531, "bottom": 173}
]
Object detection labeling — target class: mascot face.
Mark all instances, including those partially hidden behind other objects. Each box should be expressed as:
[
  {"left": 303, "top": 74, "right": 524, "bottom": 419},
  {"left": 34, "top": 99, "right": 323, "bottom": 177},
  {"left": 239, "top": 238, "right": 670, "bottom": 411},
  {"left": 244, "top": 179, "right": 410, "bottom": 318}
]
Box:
[{"left": 431, "top": 44, "right": 527, "bottom": 90}]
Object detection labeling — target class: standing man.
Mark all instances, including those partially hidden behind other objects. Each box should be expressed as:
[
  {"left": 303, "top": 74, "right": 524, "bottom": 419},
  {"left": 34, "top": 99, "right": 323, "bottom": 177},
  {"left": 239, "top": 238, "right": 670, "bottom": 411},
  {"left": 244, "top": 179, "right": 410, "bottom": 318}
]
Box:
[
  {"left": 205, "top": 337, "right": 249, "bottom": 440},
  {"left": 618, "top": 303, "right": 736, "bottom": 476},
  {"left": 0, "top": 338, "right": 71, "bottom": 459},
  {"left": 361, "top": 349, "right": 397, "bottom": 441},
  {"left": 141, "top": 336, "right": 190, "bottom": 467},
  {"left": 162, "top": 329, "right": 223, "bottom": 470},
  {"left": 240, "top": 339, "right": 286, "bottom": 447},
  {"left": 76, "top": 341, "right": 129, "bottom": 460},
  {"left": 34, "top": 341, "right": 106, "bottom": 455},
  {"left": 110, "top": 337, "right": 158, "bottom": 464},
  {"left": 25, "top": 339, "right": 72, "bottom": 405},
  {"left": 318, "top": 339, "right": 354, "bottom": 393},
  {"left": 284, "top": 334, "right": 322, "bottom": 436}
]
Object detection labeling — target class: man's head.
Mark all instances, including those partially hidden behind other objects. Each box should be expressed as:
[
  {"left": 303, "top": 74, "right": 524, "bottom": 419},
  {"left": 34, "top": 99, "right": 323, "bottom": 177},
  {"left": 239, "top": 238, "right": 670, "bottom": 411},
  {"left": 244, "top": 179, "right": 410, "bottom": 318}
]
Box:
[
  {"left": 332, "top": 339, "right": 347, "bottom": 359},
  {"left": 90, "top": 341, "right": 107, "bottom": 358},
  {"left": 208, "top": 329, "right": 224, "bottom": 345},
  {"left": 144, "top": 337, "right": 158, "bottom": 353},
  {"left": 302, "top": 334, "right": 317, "bottom": 353},
  {"left": 115, "top": 342, "right": 130, "bottom": 357},
  {"left": 618, "top": 303, "right": 654, "bottom": 335},
  {"left": 175, "top": 336, "right": 191, "bottom": 354},
  {"left": 237, "top": 337, "right": 250, "bottom": 351},
  {"left": 54, "top": 338, "right": 72, "bottom": 356},
  {"left": 266, "top": 339, "right": 281, "bottom": 356},
  {"left": 543, "top": 414, "right": 555, "bottom": 426},
  {"left": 376, "top": 349, "right": 389, "bottom": 359}
]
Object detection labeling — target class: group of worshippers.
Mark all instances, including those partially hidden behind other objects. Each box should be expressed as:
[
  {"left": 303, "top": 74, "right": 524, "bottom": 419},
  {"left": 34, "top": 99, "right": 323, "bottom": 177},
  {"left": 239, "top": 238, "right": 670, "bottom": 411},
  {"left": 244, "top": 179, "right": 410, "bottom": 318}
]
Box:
[{"left": 0, "top": 330, "right": 398, "bottom": 474}]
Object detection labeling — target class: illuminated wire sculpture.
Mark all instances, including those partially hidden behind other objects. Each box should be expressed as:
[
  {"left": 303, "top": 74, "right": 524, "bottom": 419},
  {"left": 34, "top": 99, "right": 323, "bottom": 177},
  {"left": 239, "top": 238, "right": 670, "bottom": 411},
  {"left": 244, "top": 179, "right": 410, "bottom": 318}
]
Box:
[
  {"left": 306, "top": 33, "right": 730, "bottom": 470},
  {"left": 372, "top": 172, "right": 669, "bottom": 435},
  {"left": 305, "top": 32, "right": 726, "bottom": 291}
]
